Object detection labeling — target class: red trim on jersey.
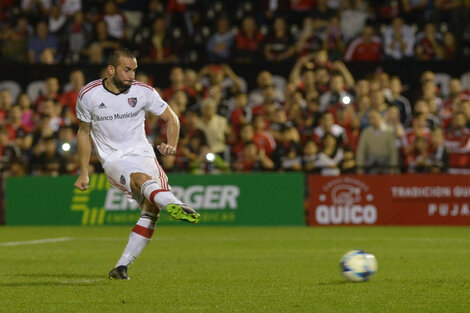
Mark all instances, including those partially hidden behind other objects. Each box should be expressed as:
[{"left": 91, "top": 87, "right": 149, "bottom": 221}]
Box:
[
  {"left": 132, "top": 224, "right": 154, "bottom": 238},
  {"left": 133, "top": 81, "right": 154, "bottom": 91},
  {"left": 79, "top": 81, "right": 103, "bottom": 100},
  {"left": 149, "top": 189, "right": 169, "bottom": 204},
  {"left": 79, "top": 80, "right": 102, "bottom": 97}
]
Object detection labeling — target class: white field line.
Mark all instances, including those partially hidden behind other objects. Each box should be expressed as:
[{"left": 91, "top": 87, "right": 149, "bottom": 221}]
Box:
[
  {"left": 0, "top": 237, "right": 72, "bottom": 246},
  {"left": 58, "top": 279, "right": 105, "bottom": 284}
]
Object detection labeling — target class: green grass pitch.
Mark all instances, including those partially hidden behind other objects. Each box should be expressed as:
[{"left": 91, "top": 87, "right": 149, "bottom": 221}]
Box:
[{"left": 1, "top": 226, "right": 469, "bottom": 313}]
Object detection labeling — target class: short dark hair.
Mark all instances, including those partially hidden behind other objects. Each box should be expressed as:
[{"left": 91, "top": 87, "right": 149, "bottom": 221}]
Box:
[{"left": 108, "top": 48, "right": 135, "bottom": 68}]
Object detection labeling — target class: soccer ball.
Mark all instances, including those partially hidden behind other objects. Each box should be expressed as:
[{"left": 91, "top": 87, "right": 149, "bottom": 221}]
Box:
[{"left": 340, "top": 249, "right": 377, "bottom": 282}]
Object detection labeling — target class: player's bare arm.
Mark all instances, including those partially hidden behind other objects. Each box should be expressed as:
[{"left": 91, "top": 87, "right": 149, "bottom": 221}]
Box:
[
  {"left": 156, "top": 106, "right": 180, "bottom": 155},
  {"left": 74, "top": 120, "right": 92, "bottom": 191}
]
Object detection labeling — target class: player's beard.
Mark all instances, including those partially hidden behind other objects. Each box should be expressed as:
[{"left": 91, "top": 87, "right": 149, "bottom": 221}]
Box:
[{"left": 112, "top": 75, "right": 132, "bottom": 93}]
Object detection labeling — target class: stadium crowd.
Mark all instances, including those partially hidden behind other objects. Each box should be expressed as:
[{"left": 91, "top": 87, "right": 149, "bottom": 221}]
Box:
[
  {"left": 2, "top": 0, "right": 470, "bottom": 64},
  {"left": 1, "top": 0, "right": 470, "bottom": 176}
]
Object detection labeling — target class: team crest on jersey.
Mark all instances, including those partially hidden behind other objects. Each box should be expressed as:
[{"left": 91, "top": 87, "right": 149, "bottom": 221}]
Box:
[
  {"left": 120, "top": 175, "right": 126, "bottom": 185},
  {"left": 128, "top": 97, "right": 137, "bottom": 107}
]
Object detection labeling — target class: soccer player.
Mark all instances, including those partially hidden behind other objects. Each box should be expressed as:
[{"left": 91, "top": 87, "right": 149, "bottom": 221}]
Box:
[{"left": 74, "top": 48, "right": 200, "bottom": 280}]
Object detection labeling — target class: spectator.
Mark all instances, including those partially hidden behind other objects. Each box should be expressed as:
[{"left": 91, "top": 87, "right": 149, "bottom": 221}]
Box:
[
  {"left": 272, "top": 124, "right": 302, "bottom": 170},
  {"left": 442, "top": 31, "right": 458, "bottom": 60},
  {"left": 302, "top": 140, "right": 319, "bottom": 171},
  {"left": 384, "top": 106, "right": 406, "bottom": 146},
  {"left": 162, "top": 67, "right": 188, "bottom": 100},
  {"left": 58, "top": 0, "right": 82, "bottom": 16},
  {"left": 28, "top": 21, "right": 59, "bottom": 63},
  {"left": 39, "top": 99, "right": 63, "bottom": 132},
  {"left": 6, "top": 105, "right": 33, "bottom": 153},
  {"left": 234, "top": 16, "right": 264, "bottom": 62},
  {"left": 290, "top": 0, "right": 316, "bottom": 23},
  {"left": 370, "top": 89, "right": 388, "bottom": 116},
  {"left": 35, "top": 77, "right": 60, "bottom": 107},
  {"left": 421, "top": 80, "right": 443, "bottom": 115},
  {"left": 56, "top": 125, "right": 78, "bottom": 173},
  {"left": 441, "top": 78, "right": 470, "bottom": 125},
  {"left": 313, "top": 112, "right": 347, "bottom": 146},
  {"left": 444, "top": 112, "right": 470, "bottom": 154},
  {"left": 89, "top": 20, "right": 120, "bottom": 60},
  {"left": 66, "top": 11, "right": 92, "bottom": 62},
  {"left": 30, "top": 135, "right": 66, "bottom": 176},
  {"left": 230, "top": 93, "right": 251, "bottom": 137},
  {"left": 340, "top": 0, "right": 373, "bottom": 42},
  {"left": 356, "top": 109, "right": 398, "bottom": 174},
  {"left": 344, "top": 25, "right": 383, "bottom": 62},
  {"left": 402, "top": 113, "right": 431, "bottom": 165},
  {"left": 408, "top": 136, "right": 432, "bottom": 172},
  {"left": 48, "top": 4, "right": 67, "bottom": 36},
  {"left": 102, "top": 0, "right": 127, "bottom": 40},
  {"left": 434, "top": 0, "right": 467, "bottom": 38},
  {"left": 142, "top": 0, "right": 166, "bottom": 28},
  {"left": 311, "top": 0, "right": 336, "bottom": 23},
  {"left": 259, "top": 0, "right": 291, "bottom": 25},
  {"left": 269, "top": 108, "right": 289, "bottom": 142},
  {"left": 461, "top": 101, "right": 470, "bottom": 128},
  {"left": 86, "top": 42, "right": 106, "bottom": 64},
  {"left": 389, "top": 76, "right": 412, "bottom": 126},
  {"left": 322, "top": 15, "right": 346, "bottom": 60},
  {"left": 0, "top": 125, "right": 22, "bottom": 174},
  {"left": 319, "top": 74, "right": 353, "bottom": 112},
  {"left": 59, "top": 69, "right": 85, "bottom": 119},
  {"left": 0, "top": 18, "right": 29, "bottom": 62},
  {"left": 252, "top": 84, "right": 282, "bottom": 117},
  {"left": 341, "top": 146, "right": 357, "bottom": 173},
  {"left": 0, "top": 90, "right": 13, "bottom": 123},
  {"left": 181, "top": 130, "right": 208, "bottom": 173},
  {"left": 232, "top": 123, "right": 255, "bottom": 157},
  {"left": 17, "top": 93, "right": 35, "bottom": 131},
  {"left": 415, "top": 22, "right": 444, "bottom": 60},
  {"left": 21, "top": 0, "right": 52, "bottom": 16},
  {"left": 429, "top": 127, "right": 449, "bottom": 173},
  {"left": 295, "top": 17, "right": 324, "bottom": 56},
  {"left": 141, "top": 17, "right": 178, "bottom": 63},
  {"left": 206, "top": 17, "right": 235, "bottom": 62},
  {"left": 264, "top": 17, "right": 295, "bottom": 62},
  {"left": 252, "top": 115, "right": 277, "bottom": 156},
  {"left": 196, "top": 98, "right": 231, "bottom": 159},
  {"left": 248, "top": 71, "right": 283, "bottom": 107},
  {"left": 315, "top": 132, "right": 343, "bottom": 175},
  {"left": 401, "top": 0, "right": 434, "bottom": 26},
  {"left": 234, "top": 141, "right": 274, "bottom": 172},
  {"left": 383, "top": 17, "right": 415, "bottom": 60}
]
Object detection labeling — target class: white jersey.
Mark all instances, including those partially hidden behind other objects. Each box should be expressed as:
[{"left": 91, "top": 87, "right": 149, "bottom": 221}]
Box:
[{"left": 76, "top": 79, "right": 168, "bottom": 163}]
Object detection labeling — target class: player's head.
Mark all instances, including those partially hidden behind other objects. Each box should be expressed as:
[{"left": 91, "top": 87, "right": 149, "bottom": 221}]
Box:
[{"left": 107, "top": 48, "right": 137, "bottom": 92}]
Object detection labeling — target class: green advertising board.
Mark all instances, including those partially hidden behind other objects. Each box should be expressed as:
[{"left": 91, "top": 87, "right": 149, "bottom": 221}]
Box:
[{"left": 5, "top": 173, "right": 305, "bottom": 226}]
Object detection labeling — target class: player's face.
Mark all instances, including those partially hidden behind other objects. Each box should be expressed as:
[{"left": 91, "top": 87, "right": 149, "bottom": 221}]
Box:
[{"left": 112, "top": 56, "right": 137, "bottom": 91}]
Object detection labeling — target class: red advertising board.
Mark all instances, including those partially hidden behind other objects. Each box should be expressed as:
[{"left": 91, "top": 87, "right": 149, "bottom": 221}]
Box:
[{"left": 306, "top": 174, "right": 470, "bottom": 226}]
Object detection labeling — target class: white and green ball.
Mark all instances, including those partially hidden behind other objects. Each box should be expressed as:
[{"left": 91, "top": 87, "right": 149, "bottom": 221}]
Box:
[{"left": 340, "top": 250, "right": 377, "bottom": 282}]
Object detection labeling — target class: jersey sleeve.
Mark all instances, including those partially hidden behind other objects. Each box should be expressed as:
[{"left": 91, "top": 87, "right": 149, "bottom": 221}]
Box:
[
  {"left": 76, "top": 94, "right": 92, "bottom": 123},
  {"left": 145, "top": 88, "right": 168, "bottom": 116}
]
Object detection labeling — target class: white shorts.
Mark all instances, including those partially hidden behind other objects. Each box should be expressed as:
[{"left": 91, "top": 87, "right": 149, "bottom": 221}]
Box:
[{"left": 102, "top": 152, "right": 169, "bottom": 203}]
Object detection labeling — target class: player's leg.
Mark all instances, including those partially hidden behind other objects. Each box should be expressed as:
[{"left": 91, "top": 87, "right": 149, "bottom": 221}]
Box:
[
  {"left": 130, "top": 172, "right": 200, "bottom": 223},
  {"left": 108, "top": 199, "right": 160, "bottom": 280}
]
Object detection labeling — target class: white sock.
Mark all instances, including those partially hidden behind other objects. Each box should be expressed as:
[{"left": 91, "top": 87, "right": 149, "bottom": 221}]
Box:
[
  {"left": 116, "top": 211, "right": 158, "bottom": 268},
  {"left": 141, "top": 180, "right": 182, "bottom": 208}
]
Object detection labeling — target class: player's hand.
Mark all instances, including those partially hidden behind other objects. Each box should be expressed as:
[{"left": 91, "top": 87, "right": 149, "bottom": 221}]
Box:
[
  {"left": 74, "top": 174, "right": 89, "bottom": 191},
  {"left": 157, "top": 143, "right": 177, "bottom": 155}
]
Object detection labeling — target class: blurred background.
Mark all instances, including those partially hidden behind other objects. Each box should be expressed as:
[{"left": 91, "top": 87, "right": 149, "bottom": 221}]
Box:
[{"left": 1, "top": 0, "right": 470, "bottom": 225}]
